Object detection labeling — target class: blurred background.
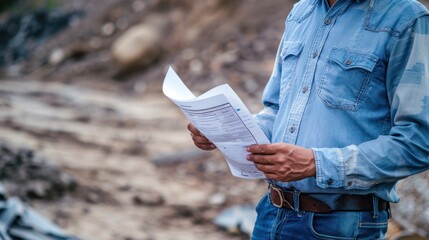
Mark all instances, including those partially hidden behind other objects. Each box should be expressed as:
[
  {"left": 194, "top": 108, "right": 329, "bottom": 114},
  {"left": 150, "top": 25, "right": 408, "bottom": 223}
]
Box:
[{"left": 0, "top": 0, "right": 429, "bottom": 239}]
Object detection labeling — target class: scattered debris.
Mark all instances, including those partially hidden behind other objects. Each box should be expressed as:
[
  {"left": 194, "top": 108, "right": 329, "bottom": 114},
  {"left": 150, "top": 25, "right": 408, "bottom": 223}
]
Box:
[
  {"left": 0, "top": 143, "right": 78, "bottom": 200},
  {"left": 79, "top": 186, "right": 117, "bottom": 205},
  {"left": 0, "top": 9, "right": 84, "bottom": 68},
  {"left": 0, "top": 194, "right": 79, "bottom": 240},
  {"left": 214, "top": 204, "right": 256, "bottom": 236}
]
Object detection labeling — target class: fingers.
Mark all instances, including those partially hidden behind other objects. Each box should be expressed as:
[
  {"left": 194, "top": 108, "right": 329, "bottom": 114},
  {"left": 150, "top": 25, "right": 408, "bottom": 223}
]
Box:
[
  {"left": 196, "top": 143, "right": 216, "bottom": 151},
  {"left": 247, "top": 144, "right": 276, "bottom": 155},
  {"left": 191, "top": 133, "right": 216, "bottom": 150},
  {"left": 249, "top": 156, "right": 284, "bottom": 181},
  {"left": 191, "top": 134, "right": 211, "bottom": 145},
  {"left": 192, "top": 136, "right": 216, "bottom": 151},
  {"left": 187, "top": 123, "right": 203, "bottom": 136},
  {"left": 187, "top": 123, "right": 216, "bottom": 151},
  {"left": 247, "top": 154, "right": 274, "bottom": 165}
]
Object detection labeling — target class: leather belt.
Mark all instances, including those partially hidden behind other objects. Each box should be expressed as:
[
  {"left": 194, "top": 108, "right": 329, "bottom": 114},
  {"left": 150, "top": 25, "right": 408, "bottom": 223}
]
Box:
[{"left": 269, "top": 185, "right": 389, "bottom": 213}]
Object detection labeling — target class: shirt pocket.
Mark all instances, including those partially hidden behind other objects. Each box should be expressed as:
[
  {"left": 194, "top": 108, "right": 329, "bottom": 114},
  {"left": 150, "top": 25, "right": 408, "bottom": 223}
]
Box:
[
  {"left": 318, "top": 48, "right": 378, "bottom": 111},
  {"left": 279, "top": 41, "right": 303, "bottom": 102}
]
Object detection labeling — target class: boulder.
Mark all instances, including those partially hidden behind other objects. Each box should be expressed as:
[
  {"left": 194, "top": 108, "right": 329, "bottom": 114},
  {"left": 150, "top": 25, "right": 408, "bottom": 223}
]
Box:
[{"left": 111, "top": 16, "right": 169, "bottom": 71}]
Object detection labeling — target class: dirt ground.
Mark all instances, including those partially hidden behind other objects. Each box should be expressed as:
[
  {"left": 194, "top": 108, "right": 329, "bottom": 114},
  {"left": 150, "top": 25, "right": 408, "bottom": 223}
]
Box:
[
  {"left": 0, "top": 76, "right": 270, "bottom": 240},
  {"left": 1, "top": 0, "right": 429, "bottom": 240},
  {"left": 0, "top": 1, "right": 286, "bottom": 238}
]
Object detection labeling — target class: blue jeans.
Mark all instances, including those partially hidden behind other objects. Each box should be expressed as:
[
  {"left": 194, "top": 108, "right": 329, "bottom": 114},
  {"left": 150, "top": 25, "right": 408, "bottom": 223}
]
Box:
[{"left": 251, "top": 194, "right": 389, "bottom": 240}]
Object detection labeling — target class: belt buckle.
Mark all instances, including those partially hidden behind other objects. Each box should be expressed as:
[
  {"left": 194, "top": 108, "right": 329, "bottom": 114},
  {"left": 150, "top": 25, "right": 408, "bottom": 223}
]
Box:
[{"left": 270, "top": 185, "right": 284, "bottom": 208}]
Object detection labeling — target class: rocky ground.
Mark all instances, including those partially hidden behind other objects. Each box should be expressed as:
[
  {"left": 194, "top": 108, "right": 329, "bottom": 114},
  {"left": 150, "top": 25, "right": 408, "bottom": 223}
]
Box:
[
  {"left": 0, "top": 77, "right": 268, "bottom": 240},
  {"left": 1, "top": 0, "right": 429, "bottom": 239}
]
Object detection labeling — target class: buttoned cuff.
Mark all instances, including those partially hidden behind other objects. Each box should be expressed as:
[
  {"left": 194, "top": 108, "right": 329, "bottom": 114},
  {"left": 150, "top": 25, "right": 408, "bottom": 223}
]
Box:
[
  {"left": 313, "top": 145, "right": 376, "bottom": 190},
  {"left": 312, "top": 147, "right": 346, "bottom": 189}
]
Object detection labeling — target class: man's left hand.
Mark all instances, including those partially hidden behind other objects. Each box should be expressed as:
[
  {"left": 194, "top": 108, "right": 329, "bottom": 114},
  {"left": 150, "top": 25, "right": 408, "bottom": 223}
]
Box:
[{"left": 247, "top": 143, "right": 316, "bottom": 182}]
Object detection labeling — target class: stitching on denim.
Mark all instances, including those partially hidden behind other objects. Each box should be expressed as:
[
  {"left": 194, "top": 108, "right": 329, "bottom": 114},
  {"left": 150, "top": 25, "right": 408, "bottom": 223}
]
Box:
[
  {"left": 317, "top": 48, "right": 377, "bottom": 111},
  {"left": 364, "top": 2, "right": 429, "bottom": 37},
  {"left": 336, "top": 0, "right": 355, "bottom": 19},
  {"left": 273, "top": 209, "right": 289, "bottom": 240},
  {"left": 332, "top": 48, "right": 379, "bottom": 60},
  {"left": 269, "top": 207, "right": 282, "bottom": 240},
  {"left": 279, "top": 42, "right": 303, "bottom": 103},
  {"left": 337, "top": 148, "right": 346, "bottom": 187},
  {"left": 381, "top": 112, "right": 391, "bottom": 134},
  {"left": 354, "top": 212, "right": 361, "bottom": 238},
  {"left": 308, "top": 212, "right": 356, "bottom": 240},
  {"left": 359, "top": 222, "right": 389, "bottom": 228},
  {"left": 314, "top": 150, "right": 324, "bottom": 187},
  {"left": 288, "top": 0, "right": 317, "bottom": 23},
  {"left": 396, "top": 0, "right": 429, "bottom": 35},
  {"left": 354, "top": 73, "right": 372, "bottom": 108}
]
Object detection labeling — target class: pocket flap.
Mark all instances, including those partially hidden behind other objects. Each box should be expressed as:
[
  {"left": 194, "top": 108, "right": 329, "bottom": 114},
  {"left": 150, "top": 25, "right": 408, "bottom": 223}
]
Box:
[
  {"left": 281, "top": 42, "right": 304, "bottom": 59},
  {"left": 329, "top": 48, "right": 378, "bottom": 72}
]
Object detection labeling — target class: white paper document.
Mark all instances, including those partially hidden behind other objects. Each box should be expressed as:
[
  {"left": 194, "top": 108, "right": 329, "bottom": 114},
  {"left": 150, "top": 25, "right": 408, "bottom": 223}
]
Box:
[{"left": 162, "top": 67, "right": 270, "bottom": 179}]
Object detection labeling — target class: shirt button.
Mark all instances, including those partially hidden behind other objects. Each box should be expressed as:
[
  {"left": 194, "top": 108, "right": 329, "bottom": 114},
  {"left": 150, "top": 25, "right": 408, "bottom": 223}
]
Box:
[
  {"left": 345, "top": 59, "right": 352, "bottom": 65},
  {"left": 302, "top": 86, "right": 309, "bottom": 93},
  {"left": 324, "top": 19, "right": 332, "bottom": 25},
  {"left": 327, "top": 179, "right": 334, "bottom": 185},
  {"left": 289, "top": 126, "right": 296, "bottom": 133},
  {"left": 312, "top": 51, "right": 318, "bottom": 58}
]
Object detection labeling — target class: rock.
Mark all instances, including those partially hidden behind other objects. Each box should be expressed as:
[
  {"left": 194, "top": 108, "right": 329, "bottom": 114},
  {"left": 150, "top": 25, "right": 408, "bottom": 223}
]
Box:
[
  {"left": 89, "top": 37, "right": 103, "bottom": 50},
  {"left": 49, "top": 48, "right": 66, "bottom": 66},
  {"left": 26, "top": 181, "right": 49, "bottom": 198},
  {"left": 208, "top": 192, "right": 227, "bottom": 206},
  {"left": 118, "top": 185, "right": 132, "bottom": 192},
  {"left": 85, "top": 191, "right": 100, "bottom": 204},
  {"left": 122, "top": 140, "right": 147, "bottom": 156},
  {"left": 171, "top": 204, "right": 195, "bottom": 218},
  {"left": 111, "top": 15, "right": 169, "bottom": 72},
  {"left": 55, "top": 209, "right": 71, "bottom": 220},
  {"left": 189, "top": 58, "right": 203, "bottom": 74},
  {"left": 213, "top": 204, "right": 256, "bottom": 236},
  {"left": 0, "top": 143, "right": 78, "bottom": 200},
  {"left": 101, "top": 22, "right": 116, "bottom": 36},
  {"left": 132, "top": 190, "right": 164, "bottom": 206},
  {"left": 132, "top": 0, "right": 146, "bottom": 13}
]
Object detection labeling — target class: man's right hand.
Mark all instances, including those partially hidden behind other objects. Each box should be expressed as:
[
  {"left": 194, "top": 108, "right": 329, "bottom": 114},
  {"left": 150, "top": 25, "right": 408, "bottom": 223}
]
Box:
[{"left": 187, "top": 123, "right": 217, "bottom": 151}]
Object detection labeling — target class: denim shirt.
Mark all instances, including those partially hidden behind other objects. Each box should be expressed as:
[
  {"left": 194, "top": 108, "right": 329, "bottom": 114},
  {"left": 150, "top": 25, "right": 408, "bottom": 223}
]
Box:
[{"left": 255, "top": 0, "right": 429, "bottom": 202}]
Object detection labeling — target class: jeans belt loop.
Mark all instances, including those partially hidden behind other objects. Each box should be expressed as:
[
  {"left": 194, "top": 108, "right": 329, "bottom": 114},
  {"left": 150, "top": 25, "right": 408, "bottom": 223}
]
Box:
[
  {"left": 372, "top": 195, "right": 379, "bottom": 218},
  {"left": 293, "top": 190, "right": 301, "bottom": 212}
]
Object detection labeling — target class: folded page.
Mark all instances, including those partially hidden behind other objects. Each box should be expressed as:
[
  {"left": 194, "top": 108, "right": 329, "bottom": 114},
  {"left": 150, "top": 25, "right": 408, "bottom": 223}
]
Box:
[{"left": 163, "top": 67, "right": 269, "bottom": 179}]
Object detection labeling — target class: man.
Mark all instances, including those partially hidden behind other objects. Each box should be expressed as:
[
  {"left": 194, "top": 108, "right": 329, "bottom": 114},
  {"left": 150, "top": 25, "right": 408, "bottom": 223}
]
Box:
[{"left": 188, "top": 0, "right": 429, "bottom": 239}]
